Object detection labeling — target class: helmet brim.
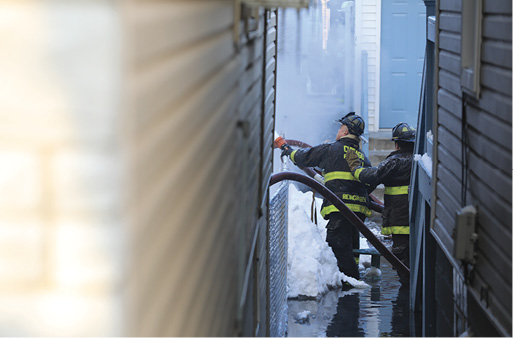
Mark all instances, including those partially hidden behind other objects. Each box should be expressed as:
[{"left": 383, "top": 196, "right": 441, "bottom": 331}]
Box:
[{"left": 391, "top": 137, "right": 416, "bottom": 142}]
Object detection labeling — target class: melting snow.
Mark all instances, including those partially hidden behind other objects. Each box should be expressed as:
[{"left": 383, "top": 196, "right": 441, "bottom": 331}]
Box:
[
  {"left": 287, "top": 184, "right": 371, "bottom": 299},
  {"left": 414, "top": 153, "right": 433, "bottom": 177}
]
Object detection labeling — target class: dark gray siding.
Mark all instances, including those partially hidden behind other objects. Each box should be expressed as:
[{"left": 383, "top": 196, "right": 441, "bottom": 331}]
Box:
[
  {"left": 236, "top": 8, "right": 278, "bottom": 337},
  {"left": 435, "top": 0, "right": 512, "bottom": 335}
]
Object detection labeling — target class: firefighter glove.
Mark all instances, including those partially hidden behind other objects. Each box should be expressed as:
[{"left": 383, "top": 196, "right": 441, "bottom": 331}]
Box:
[
  {"left": 345, "top": 148, "right": 362, "bottom": 172},
  {"left": 281, "top": 145, "right": 293, "bottom": 157}
]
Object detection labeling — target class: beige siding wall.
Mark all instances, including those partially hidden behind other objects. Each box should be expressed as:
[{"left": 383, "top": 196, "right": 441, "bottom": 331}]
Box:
[
  {"left": 123, "top": 2, "right": 240, "bottom": 336},
  {"left": 123, "top": 1, "right": 276, "bottom": 336},
  {"left": 0, "top": 1, "right": 122, "bottom": 336},
  {"left": 434, "top": 0, "right": 511, "bottom": 335},
  {"left": 0, "top": 0, "right": 277, "bottom": 336}
]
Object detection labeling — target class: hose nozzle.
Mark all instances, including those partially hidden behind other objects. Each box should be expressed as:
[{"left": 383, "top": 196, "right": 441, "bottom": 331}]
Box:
[{"left": 274, "top": 135, "right": 288, "bottom": 149}]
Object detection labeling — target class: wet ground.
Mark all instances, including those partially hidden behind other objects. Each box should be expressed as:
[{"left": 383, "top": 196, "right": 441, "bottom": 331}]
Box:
[{"left": 287, "top": 256, "right": 410, "bottom": 337}]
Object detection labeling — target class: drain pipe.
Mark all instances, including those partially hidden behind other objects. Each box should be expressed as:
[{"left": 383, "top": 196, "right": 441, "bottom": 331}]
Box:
[{"left": 270, "top": 171, "right": 410, "bottom": 277}]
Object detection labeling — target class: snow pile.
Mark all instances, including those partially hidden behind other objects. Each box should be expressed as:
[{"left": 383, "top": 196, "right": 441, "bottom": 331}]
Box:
[
  {"left": 426, "top": 130, "right": 433, "bottom": 142},
  {"left": 414, "top": 153, "right": 433, "bottom": 177},
  {"left": 363, "top": 266, "right": 382, "bottom": 279},
  {"left": 287, "top": 184, "right": 369, "bottom": 299},
  {"left": 293, "top": 310, "right": 312, "bottom": 324},
  {"left": 361, "top": 219, "right": 384, "bottom": 242}
]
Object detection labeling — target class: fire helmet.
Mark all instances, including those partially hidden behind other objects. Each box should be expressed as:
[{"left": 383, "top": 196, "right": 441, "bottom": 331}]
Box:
[
  {"left": 391, "top": 122, "right": 416, "bottom": 142},
  {"left": 337, "top": 112, "right": 365, "bottom": 136}
]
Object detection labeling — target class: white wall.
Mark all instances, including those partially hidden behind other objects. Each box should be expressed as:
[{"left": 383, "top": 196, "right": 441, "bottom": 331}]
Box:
[{"left": 355, "top": 0, "right": 381, "bottom": 132}]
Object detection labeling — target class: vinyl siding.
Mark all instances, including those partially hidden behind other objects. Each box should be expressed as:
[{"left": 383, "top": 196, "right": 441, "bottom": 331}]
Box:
[
  {"left": 0, "top": 1, "right": 122, "bottom": 335},
  {"left": 122, "top": 1, "right": 277, "bottom": 336},
  {"left": 434, "top": 0, "right": 512, "bottom": 335},
  {"left": 0, "top": 0, "right": 277, "bottom": 336},
  {"left": 357, "top": 0, "right": 380, "bottom": 131}
]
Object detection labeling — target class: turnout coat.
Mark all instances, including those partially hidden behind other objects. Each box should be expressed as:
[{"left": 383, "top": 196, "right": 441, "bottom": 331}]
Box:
[
  {"left": 290, "top": 135, "right": 372, "bottom": 220},
  {"left": 353, "top": 147, "right": 413, "bottom": 235}
]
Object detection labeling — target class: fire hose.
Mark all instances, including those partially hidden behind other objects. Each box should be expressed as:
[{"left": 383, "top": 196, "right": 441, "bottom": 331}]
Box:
[{"left": 270, "top": 171, "right": 410, "bottom": 277}]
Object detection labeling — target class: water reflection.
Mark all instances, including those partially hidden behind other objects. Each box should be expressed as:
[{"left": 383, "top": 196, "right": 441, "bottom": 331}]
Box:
[
  {"left": 326, "top": 293, "right": 364, "bottom": 337},
  {"left": 287, "top": 260, "right": 412, "bottom": 337},
  {"left": 392, "top": 285, "right": 410, "bottom": 337}
]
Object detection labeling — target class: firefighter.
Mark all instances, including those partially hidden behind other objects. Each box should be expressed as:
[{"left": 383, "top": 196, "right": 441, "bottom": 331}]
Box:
[
  {"left": 345, "top": 122, "right": 416, "bottom": 286},
  {"left": 281, "top": 112, "right": 372, "bottom": 283}
]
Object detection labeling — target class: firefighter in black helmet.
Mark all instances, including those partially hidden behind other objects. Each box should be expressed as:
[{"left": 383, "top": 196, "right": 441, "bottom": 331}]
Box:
[
  {"left": 337, "top": 112, "right": 366, "bottom": 137},
  {"left": 281, "top": 112, "right": 372, "bottom": 284},
  {"left": 345, "top": 122, "right": 416, "bottom": 286},
  {"left": 391, "top": 122, "right": 416, "bottom": 143}
]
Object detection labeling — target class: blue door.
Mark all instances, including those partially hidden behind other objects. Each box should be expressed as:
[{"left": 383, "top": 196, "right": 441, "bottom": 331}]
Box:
[{"left": 379, "top": 0, "right": 426, "bottom": 128}]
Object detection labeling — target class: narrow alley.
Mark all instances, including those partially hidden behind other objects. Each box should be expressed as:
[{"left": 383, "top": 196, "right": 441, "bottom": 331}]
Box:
[{"left": 0, "top": 0, "right": 510, "bottom": 336}]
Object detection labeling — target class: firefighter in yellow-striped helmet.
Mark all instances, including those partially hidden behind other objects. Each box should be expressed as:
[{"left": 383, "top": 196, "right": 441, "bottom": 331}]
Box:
[
  {"left": 391, "top": 122, "right": 416, "bottom": 143},
  {"left": 344, "top": 121, "right": 416, "bottom": 286}
]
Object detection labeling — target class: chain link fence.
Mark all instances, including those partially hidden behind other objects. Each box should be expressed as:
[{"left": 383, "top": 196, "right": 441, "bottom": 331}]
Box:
[{"left": 269, "top": 181, "right": 289, "bottom": 337}]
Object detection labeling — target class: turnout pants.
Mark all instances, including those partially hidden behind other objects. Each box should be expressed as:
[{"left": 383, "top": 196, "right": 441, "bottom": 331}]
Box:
[
  {"left": 326, "top": 212, "right": 365, "bottom": 280},
  {"left": 392, "top": 234, "right": 410, "bottom": 285}
]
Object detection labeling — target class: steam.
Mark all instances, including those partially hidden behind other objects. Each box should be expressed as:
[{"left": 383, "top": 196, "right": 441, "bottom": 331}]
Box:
[{"left": 275, "top": 1, "right": 355, "bottom": 147}]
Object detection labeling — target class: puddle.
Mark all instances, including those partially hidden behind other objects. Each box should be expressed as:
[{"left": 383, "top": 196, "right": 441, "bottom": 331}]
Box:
[{"left": 287, "top": 258, "right": 411, "bottom": 337}]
